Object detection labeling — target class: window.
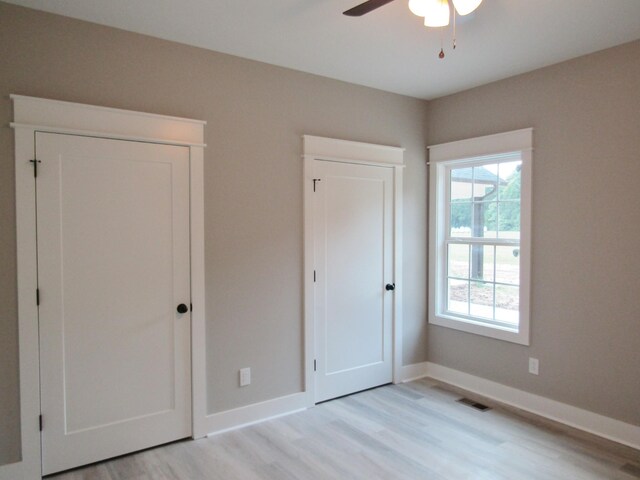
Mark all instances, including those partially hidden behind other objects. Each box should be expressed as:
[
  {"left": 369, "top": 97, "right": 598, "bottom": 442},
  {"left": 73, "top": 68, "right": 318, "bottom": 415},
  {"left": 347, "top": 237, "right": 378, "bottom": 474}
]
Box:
[{"left": 429, "top": 129, "right": 532, "bottom": 345}]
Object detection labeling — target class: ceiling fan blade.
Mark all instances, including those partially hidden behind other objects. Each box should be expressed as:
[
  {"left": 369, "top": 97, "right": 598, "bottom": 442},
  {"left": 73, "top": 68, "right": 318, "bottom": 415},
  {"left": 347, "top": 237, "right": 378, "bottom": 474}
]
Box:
[{"left": 343, "top": 0, "right": 396, "bottom": 17}]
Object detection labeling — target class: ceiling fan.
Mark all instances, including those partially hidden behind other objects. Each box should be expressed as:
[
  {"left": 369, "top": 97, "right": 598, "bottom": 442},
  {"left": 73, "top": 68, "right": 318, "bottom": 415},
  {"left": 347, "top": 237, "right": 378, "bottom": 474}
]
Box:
[
  {"left": 343, "top": 0, "right": 482, "bottom": 19},
  {"left": 343, "top": 0, "right": 483, "bottom": 57},
  {"left": 343, "top": 0, "right": 396, "bottom": 17}
]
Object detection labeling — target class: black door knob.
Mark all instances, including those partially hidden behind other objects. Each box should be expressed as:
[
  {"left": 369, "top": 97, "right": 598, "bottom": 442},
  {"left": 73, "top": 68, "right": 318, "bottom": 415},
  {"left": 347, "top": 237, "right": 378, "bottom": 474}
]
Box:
[
  {"left": 385, "top": 283, "right": 395, "bottom": 291},
  {"left": 177, "top": 303, "right": 189, "bottom": 314}
]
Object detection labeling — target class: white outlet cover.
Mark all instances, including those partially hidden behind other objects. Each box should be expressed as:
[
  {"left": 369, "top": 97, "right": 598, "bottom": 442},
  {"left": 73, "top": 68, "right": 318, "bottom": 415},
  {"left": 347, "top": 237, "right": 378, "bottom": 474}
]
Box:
[
  {"left": 240, "top": 367, "right": 251, "bottom": 386},
  {"left": 528, "top": 358, "right": 539, "bottom": 375}
]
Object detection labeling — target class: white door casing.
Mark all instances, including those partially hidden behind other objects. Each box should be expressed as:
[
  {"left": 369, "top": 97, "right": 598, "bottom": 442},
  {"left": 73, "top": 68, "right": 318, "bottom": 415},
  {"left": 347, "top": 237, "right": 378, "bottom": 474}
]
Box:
[
  {"left": 36, "top": 133, "right": 192, "bottom": 474},
  {"left": 313, "top": 159, "right": 394, "bottom": 402},
  {"left": 302, "top": 135, "right": 404, "bottom": 405},
  {"left": 7, "top": 95, "right": 206, "bottom": 480}
]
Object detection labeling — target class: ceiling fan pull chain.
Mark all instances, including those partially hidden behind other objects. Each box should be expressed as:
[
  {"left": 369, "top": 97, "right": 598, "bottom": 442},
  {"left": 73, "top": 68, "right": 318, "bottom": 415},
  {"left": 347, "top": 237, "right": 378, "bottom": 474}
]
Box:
[
  {"left": 453, "top": 8, "right": 457, "bottom": 49},
  {"left": 439, "top": 29, "right": 445, "bottom": 59}
]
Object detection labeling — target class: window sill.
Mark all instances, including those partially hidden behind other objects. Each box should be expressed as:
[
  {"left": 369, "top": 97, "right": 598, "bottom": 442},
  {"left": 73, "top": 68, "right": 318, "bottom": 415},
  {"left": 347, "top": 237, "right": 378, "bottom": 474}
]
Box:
[{"left": 429, "top": 312, "right": 530, "bottom": 345}]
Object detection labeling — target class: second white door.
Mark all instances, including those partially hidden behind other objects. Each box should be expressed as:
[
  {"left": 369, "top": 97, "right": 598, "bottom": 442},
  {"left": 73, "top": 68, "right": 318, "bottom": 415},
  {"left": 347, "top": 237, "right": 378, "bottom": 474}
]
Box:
[
  {"left": 313, "top": 159, "right": 394, "bottom": 403},
  {"left": 36, "top": 133, "right": 192, "bottom": 475}
]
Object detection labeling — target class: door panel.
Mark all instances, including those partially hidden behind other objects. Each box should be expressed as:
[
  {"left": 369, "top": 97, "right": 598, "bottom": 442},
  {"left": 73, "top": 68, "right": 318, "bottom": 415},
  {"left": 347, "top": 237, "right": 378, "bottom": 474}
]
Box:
[
  {"left": 314, "top": 160, "right": 394, "bottom": 403},
  {"left": 36, "top": 133, "right": 191, "bottom": 475}
]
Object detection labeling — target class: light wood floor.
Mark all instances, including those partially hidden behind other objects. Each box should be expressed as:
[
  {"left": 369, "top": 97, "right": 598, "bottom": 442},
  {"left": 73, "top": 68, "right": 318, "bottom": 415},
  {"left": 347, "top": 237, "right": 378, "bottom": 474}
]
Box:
[{"left": 50, "top": 379, "right": 640, "bottom": 480}]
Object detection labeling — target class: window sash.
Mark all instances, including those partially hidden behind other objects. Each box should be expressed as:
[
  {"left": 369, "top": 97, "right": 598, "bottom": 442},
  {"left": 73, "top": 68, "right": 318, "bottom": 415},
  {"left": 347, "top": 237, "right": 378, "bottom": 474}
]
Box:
[
  {"left": 442, "top": 157, "right": 522, "bottom": 328},
  {"left": 443, "top": 243, "right": 521, "bottom": 326}
]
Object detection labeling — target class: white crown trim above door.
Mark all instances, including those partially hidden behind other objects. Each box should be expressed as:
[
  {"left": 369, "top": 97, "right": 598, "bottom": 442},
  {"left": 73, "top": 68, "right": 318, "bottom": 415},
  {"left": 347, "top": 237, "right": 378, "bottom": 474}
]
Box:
[
  {"left": 6, "top": 95, "right": 206, "bottom": 480},
  {"left": 302, "top": 135, "right": 404, "bottom": 406}
]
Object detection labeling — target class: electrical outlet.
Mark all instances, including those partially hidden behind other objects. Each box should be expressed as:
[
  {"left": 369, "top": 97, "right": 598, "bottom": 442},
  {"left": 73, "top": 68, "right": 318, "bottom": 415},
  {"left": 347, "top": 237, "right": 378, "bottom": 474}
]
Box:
[
  {"left": 528, "top": 357, "right": 539, "bottom": 375},
  {"left": 239, "top": 367, "right": 251, "bottom": 387}
]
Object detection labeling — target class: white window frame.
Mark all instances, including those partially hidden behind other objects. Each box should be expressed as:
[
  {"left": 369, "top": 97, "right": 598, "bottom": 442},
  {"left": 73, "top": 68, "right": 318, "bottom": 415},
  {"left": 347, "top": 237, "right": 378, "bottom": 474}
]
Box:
[{"left": 428, "top": 128, "right": 532, "bottom": 345}]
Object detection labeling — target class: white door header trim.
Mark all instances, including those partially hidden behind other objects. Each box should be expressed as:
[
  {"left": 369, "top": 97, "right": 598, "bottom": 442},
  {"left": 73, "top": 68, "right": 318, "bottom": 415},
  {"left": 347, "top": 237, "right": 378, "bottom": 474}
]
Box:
[
  {"left": 11, "top": 95, "right": 206, "bottom": 147},
  {"left": 303, "top": 135, "right": 404, "bottom": 166}
]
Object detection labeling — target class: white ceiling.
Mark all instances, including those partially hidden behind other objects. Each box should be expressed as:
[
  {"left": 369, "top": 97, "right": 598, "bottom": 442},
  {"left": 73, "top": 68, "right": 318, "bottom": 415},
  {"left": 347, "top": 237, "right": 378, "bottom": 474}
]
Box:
[{"left": 5, "top": 0, "right": 640, "bottom": 99}]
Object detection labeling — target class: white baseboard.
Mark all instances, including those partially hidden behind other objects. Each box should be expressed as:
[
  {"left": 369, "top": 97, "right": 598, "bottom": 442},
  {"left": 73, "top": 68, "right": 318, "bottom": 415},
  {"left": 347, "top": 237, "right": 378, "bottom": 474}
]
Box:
[
  {"left": 399, "top": 361, "right": 430, "bottom": 383},
  {"left": 206, "top": 364, "right": 639, "bottom": 451},
  {"left": 420, "top": 362, "right": 640, "bottom": 451},
  {"left": 205, "top": 392, "right": 308, "bottom": 436}
]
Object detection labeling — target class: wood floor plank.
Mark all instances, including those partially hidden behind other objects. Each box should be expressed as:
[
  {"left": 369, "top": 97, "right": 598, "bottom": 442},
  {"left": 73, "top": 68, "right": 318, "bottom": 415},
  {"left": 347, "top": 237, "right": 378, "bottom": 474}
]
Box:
[{"left": 48, "top": 379, "right": 639, "bottom": 480}]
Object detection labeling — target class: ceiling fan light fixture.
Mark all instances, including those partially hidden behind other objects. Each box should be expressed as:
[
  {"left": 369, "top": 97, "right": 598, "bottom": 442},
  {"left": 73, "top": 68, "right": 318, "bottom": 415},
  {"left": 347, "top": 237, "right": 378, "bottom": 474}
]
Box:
[
  {"left": 451, "top": 0, "right": 482, "bottom": 16},
  {"left": 424, "top": 0, "right": 450, "bottom": 27},
  {"left": 408, "top": 0, "right": 429, "bottom": 17}
]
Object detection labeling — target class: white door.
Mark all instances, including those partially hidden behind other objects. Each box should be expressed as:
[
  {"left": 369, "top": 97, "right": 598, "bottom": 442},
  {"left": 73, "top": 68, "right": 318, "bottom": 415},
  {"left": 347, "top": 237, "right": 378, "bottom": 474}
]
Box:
[
  {"left": 313, "top": 159, "right": 394, "bottom": 403},
  {"left": 36, "top": 133, "right": 192, "bottom": 475}
]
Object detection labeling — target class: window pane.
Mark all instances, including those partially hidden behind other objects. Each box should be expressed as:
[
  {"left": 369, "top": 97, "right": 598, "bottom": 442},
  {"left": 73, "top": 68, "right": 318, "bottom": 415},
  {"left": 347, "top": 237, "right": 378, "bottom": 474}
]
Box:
[
  {"left": 497, "top": 161, "right": 521, "bottom": 240},
  {"left": 450, "top": 168, "right": 473, "bottom": 201},
  {"left": 473, "top": 165, "right": 500, "bottom": 200},
  {"left": 450, "top": 202, "right": 472, "bottom": 237},
  {"left": 497, "top": 161, "right": 521, "bottom": 202},
  {"left": 469, "top": 281, "right": 494, "bottom": 319},
  {"left": 447, "top": 279, "right": 468, "bottom": 315},
  {"left": 495, "top": 246, "right": 519, "bottom": 285},
  {"left": 495, "top": 284, "right": 519, "bottom": 326},
  {"left": 450, "top": 167, "right": 473, "bottom": 237},
  {"left": 472, "top": 201, "right": 497, "bottom": 239},
  {"left": 470, "top": 245, "right": 494, "bottom": 282},
  {"left": 448, "top": 244, "right": 469, "bottom": 279},
  {"left": 498, "top": 201, "right": 520, "bottom": 239}
]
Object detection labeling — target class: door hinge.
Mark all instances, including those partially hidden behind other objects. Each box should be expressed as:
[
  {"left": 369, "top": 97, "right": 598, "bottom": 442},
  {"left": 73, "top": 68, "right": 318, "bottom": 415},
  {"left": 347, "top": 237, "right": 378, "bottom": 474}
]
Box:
[
  {"left": 29, "top": 159, "right": 42, "bottom": 178},
  {"left": 36, "top": 288, "right": 40, "bottom": 306},
  {"left": 313, "top": 270, "right": 316, "bottom": 282},
  {"left": 314, "top": 359, "right": 317, "bottom": 372},
  {"left": 39, "top": 415, "right": 43, "bottom": 431},
  {"left": 313, "top": 178, "right": 321, "bottom": 192}
]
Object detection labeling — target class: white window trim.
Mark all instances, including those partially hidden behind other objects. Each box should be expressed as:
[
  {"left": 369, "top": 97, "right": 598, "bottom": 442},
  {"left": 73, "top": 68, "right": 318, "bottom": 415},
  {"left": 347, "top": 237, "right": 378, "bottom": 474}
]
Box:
[{"left": 428, "top": 128, "right": 532, "bottom": 345}]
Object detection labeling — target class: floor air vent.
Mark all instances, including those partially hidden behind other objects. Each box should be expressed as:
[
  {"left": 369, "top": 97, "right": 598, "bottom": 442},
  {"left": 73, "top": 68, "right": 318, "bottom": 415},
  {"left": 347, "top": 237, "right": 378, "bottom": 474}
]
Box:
[{"left": 457, "top": 397, "right": 491, "bottom": 412}]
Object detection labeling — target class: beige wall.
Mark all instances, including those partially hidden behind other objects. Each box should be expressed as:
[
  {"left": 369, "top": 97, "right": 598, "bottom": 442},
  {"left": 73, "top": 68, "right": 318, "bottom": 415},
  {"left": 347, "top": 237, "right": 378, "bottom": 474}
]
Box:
[
  {"left": 0, "top": 2, "right": 429, "bottom": 465},
  {"left": 427, "top": 40, "right": 640, "bottom": 427}
]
